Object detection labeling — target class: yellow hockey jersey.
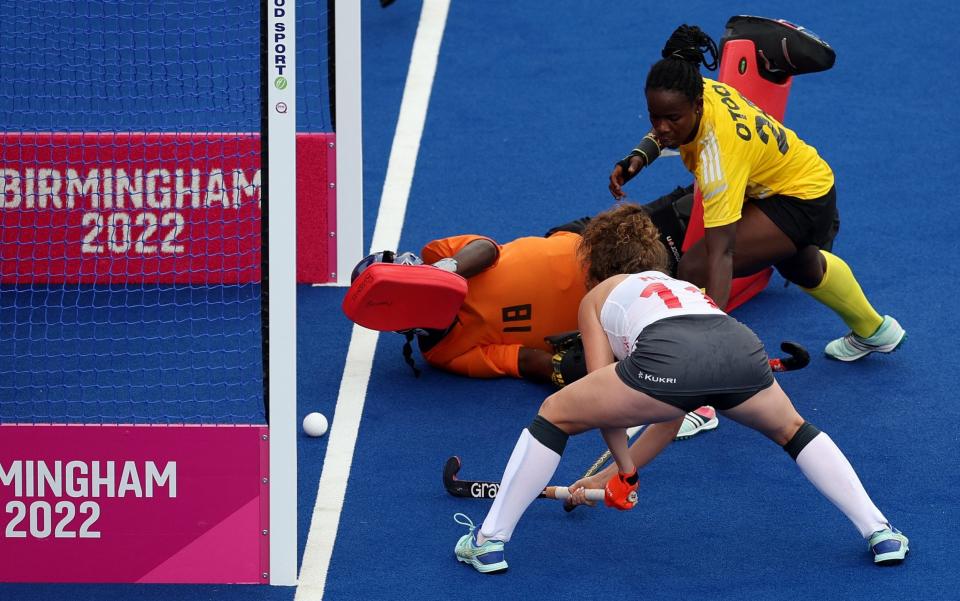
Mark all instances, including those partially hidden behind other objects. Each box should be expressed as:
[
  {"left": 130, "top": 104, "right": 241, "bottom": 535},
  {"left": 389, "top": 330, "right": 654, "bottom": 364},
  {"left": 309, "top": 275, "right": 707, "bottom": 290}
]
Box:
[{"left": 679, "top": 78, "right": 834, "bottom": 228}]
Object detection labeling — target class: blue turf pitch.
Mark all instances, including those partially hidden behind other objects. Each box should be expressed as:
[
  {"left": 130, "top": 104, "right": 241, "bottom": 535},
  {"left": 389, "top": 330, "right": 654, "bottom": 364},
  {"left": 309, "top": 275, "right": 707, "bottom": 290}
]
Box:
[{"left": 3, "top": 1, "right": 957, "bottom": 599}]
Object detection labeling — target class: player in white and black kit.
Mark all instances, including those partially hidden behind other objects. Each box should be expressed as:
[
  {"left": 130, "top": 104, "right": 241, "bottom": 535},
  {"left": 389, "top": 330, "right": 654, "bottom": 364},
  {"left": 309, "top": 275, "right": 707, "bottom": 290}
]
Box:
[
  {"left": 452, "top": 204, "right": 909, "bottom": 574},
  {"left": 604, "top": 271, "right": 772, "bottom": 412}
]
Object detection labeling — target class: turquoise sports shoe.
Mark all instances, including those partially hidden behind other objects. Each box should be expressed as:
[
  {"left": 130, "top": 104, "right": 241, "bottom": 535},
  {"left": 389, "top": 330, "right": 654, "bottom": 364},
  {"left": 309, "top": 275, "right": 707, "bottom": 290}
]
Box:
[
  {"left": 675, "top": 406, "right": 718, "bottom": 440},
  {"left": 825, "top": 315, "right": 906, "bottom": 361},
  {"left": 453, "top": 513, "right": 508, "bottom": 573},
  {"left": 868, "top": 526, "right": 909, "bottom": 565}
]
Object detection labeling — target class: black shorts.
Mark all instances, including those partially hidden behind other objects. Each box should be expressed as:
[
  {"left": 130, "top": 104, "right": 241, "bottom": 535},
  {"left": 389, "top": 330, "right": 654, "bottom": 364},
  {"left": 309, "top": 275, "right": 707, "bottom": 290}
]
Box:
[
  {"left": 751, "top": 185, "right": 837, "bottom": 249},
  {"left": 614, "top": 314, "right": 774, "bottom": 412}
]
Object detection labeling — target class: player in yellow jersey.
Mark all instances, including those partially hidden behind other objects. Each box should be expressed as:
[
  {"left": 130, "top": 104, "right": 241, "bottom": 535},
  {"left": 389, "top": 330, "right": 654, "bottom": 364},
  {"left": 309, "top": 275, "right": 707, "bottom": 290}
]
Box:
[{"left": 609, "top": 25, "right": 904, "bottom": 362}]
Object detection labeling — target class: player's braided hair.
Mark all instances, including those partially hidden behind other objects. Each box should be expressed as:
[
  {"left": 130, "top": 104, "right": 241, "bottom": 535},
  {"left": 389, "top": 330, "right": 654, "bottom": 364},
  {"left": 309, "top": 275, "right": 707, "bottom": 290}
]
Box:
[
  {"left": 578, "top": 202, "right": 669, "bottom": 285},
  {"left": 645, "top": 24, "right": 718, "bottom": 102}
]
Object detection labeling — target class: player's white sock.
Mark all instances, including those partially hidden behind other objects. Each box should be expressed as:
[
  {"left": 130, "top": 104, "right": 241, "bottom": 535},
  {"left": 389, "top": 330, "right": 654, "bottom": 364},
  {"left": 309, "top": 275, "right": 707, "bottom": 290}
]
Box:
[
  {"left": 479, "top": 428, "right": 562, "bottom": 543},
  {"left": 795, "top": 432, "right": 889, "bottom": 538}
]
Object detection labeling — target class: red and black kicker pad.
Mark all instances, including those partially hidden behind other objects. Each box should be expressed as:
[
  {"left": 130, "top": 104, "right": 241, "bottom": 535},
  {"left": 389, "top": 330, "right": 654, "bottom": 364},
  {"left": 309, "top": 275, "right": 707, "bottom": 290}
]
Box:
[{"left": 342, "top": 263, "right": 468, "bottom": 332}]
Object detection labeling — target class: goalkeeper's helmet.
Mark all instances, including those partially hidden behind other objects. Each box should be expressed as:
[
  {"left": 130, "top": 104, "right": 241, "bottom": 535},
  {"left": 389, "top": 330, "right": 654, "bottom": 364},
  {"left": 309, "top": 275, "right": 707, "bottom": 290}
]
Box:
[{"left": 350, "top": 250, "right": 423, "bottom": 283}]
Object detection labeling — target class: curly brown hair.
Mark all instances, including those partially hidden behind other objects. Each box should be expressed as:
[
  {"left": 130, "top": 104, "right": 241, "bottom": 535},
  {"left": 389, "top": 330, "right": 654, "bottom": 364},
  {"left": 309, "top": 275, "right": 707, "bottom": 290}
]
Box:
[{"left": 578, "top": 202, "right": 670, "bottom": 286}]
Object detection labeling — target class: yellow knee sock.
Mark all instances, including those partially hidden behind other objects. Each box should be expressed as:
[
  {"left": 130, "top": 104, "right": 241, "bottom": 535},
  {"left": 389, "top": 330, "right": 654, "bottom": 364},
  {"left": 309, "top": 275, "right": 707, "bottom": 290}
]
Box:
[{"left": 801, "top": 251, "right": 883, "bottom": 337}]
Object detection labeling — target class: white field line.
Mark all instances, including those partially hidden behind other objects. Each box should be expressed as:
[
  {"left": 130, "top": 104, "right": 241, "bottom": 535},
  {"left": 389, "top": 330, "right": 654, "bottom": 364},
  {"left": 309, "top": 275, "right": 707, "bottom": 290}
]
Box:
[{"left": 294, "top": 1, "right": 451, "bottom": 598}]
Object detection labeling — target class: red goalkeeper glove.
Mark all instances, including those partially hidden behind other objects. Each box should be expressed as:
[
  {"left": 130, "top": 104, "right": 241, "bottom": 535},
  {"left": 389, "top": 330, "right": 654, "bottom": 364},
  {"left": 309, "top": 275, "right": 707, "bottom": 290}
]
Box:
[{"left": 604, "top": 469, "right": 639, "bottom": 510}]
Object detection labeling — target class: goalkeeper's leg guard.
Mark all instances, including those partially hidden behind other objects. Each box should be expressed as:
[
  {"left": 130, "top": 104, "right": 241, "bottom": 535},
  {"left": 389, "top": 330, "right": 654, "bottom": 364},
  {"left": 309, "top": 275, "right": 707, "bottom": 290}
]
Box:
[
  {"left": 801, "top": 251, "right": 883, "bottom": 338},
  {"left": 479, "top": 415, "right": 567, "bottom": 543}
]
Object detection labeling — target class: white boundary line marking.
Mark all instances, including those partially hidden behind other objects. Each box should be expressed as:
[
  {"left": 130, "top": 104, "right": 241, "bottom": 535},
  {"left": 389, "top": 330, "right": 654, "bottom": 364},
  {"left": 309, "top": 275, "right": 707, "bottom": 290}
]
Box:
[{"left": 294, "top": 1, "right": 451, "bottom": 598}]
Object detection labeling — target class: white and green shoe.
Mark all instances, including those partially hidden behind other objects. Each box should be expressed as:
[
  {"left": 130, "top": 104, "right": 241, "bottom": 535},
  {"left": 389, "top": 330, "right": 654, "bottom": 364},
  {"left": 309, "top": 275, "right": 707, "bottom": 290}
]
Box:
[
  {"left": 453, "top": 513, "right": 508, "bottom": 573},
  {"left": 825, "top": 315, "right": 906, "bottom": 362},
  {"left": 675, "top": 406, "right": 718, "bottom": 440},
  {"left": 868, "top": 526, "right": 909, "bottom": 565}
]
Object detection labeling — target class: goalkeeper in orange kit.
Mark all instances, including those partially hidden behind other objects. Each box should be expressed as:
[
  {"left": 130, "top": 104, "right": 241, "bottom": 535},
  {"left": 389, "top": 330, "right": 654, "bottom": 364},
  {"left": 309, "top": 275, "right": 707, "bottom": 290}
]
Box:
[
  {"left": 345, "top": 222, "right": 592, "bottom": 386},
  {"left": 412, "top": 184, "right": 696, "bottom": 387}
]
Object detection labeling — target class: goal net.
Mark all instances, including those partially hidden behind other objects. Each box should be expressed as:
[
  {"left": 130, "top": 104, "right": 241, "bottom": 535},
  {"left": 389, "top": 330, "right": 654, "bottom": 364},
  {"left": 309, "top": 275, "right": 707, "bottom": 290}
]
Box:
[{"left": 0, "top": 0, "right": 361, "bottom": 585}]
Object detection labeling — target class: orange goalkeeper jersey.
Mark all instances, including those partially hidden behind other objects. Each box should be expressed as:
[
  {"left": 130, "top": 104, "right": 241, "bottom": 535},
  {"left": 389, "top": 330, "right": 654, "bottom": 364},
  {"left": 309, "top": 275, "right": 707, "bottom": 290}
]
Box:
[{"left": 419, "top": 232, "right": 586, "bottom": 378}]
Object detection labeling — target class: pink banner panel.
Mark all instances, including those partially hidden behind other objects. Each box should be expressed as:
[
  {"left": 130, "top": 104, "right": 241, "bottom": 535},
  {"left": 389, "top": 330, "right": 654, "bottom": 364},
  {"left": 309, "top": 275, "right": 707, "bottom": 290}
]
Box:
[
  {"left": 296, "top": 133, "right": 337, "bottom": 284},
  {"left": 0, "top": 424, "right": 269, "bottom": 584},
  {"left": 0, "top": 131, "right": 336, "bottom": 284},
  {"left": 0, "top": 132, "right": 262, "bottom": 284}
]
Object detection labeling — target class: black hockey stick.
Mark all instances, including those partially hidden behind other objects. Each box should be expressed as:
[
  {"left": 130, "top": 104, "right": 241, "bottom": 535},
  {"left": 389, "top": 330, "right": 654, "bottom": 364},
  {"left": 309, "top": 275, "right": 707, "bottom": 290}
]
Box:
[
  {"left": 443, "top": 456, "right": 603, "bottom": 502},
  {"left": 769, "top": 341, "right": 810, "bottom": 372}
]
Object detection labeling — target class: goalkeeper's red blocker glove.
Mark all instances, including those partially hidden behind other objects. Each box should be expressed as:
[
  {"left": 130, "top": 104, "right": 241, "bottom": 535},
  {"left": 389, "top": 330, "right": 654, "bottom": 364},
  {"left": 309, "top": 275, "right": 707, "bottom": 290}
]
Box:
[{"left": 604, "top": 469, "right": 639, "bottom": 510}]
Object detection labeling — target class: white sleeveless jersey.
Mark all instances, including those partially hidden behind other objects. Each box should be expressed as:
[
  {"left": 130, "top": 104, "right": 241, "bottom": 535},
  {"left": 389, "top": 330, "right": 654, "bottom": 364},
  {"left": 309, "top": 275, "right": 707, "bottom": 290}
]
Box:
[{"left": 601, "top": 271, "right": 726, "bottom": 360}]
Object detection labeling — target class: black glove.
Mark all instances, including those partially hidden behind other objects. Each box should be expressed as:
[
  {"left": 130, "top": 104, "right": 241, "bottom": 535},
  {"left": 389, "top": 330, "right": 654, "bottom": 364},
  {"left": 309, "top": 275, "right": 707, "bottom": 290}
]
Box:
[
  {"left": 544, "top": 330, "right": 582, "bottom": 353},
  {"left": 547, "top": 333, "right": 587, "bottom": 388}
]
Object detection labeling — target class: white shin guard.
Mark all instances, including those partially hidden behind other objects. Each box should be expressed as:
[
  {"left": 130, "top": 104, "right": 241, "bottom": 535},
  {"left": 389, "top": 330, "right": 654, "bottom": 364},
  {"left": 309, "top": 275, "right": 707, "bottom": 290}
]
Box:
[
  {"left": 480, "top": 429, "right": 562, "bottom": 542},
  {"left": 795, "top": 432, "right": 889, "bottom": 538}
]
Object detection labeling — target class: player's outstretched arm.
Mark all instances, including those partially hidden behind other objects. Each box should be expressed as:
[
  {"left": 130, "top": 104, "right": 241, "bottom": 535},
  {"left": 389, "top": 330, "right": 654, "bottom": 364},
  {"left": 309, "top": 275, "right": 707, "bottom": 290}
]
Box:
[
  {"left": 609, "top": 131, "right": 662, "bottom": 199},
  {"left": 433, "top": 238, "right": 498, "bottom": 279},
  {"left": 517, "top": 347, "right": 554, "bottom": 382},
  {"left": 609, "top": 158, "right": 643, "bottom": 199},
  {"left": 601, "top": 427, "right": 635, "bottom": 475},
  {"left": 699, "top": 222, "right": 737, "bottom": 310},
  {"left": 567, "top": 418, "right": 683, "bottom": 507}
]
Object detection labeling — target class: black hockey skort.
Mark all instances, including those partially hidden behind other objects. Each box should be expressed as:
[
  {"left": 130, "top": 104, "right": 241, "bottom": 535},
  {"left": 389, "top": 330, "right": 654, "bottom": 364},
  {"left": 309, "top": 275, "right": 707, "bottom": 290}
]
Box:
[{"left": 614, "top": 314, "right": 774, "bottom": 412}]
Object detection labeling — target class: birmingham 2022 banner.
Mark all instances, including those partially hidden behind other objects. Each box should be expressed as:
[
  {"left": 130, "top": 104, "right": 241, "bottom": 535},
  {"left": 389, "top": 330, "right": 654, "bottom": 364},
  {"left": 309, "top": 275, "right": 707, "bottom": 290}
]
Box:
[
  {"left": 0, "top": 131, "right": 336, "bottom": 284},
  {"left": 0, "top": 424, "right": 269, "bottom": 583}
]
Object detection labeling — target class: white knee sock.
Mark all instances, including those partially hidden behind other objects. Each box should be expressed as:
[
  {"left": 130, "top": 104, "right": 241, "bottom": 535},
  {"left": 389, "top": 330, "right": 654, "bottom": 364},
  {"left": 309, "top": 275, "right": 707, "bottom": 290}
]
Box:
[
  {"left": 480, "top": 429, "right": 561, "bottom": 542},
  {"left": 795, "top": 432, "right": 889, "bottom": 538}
]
